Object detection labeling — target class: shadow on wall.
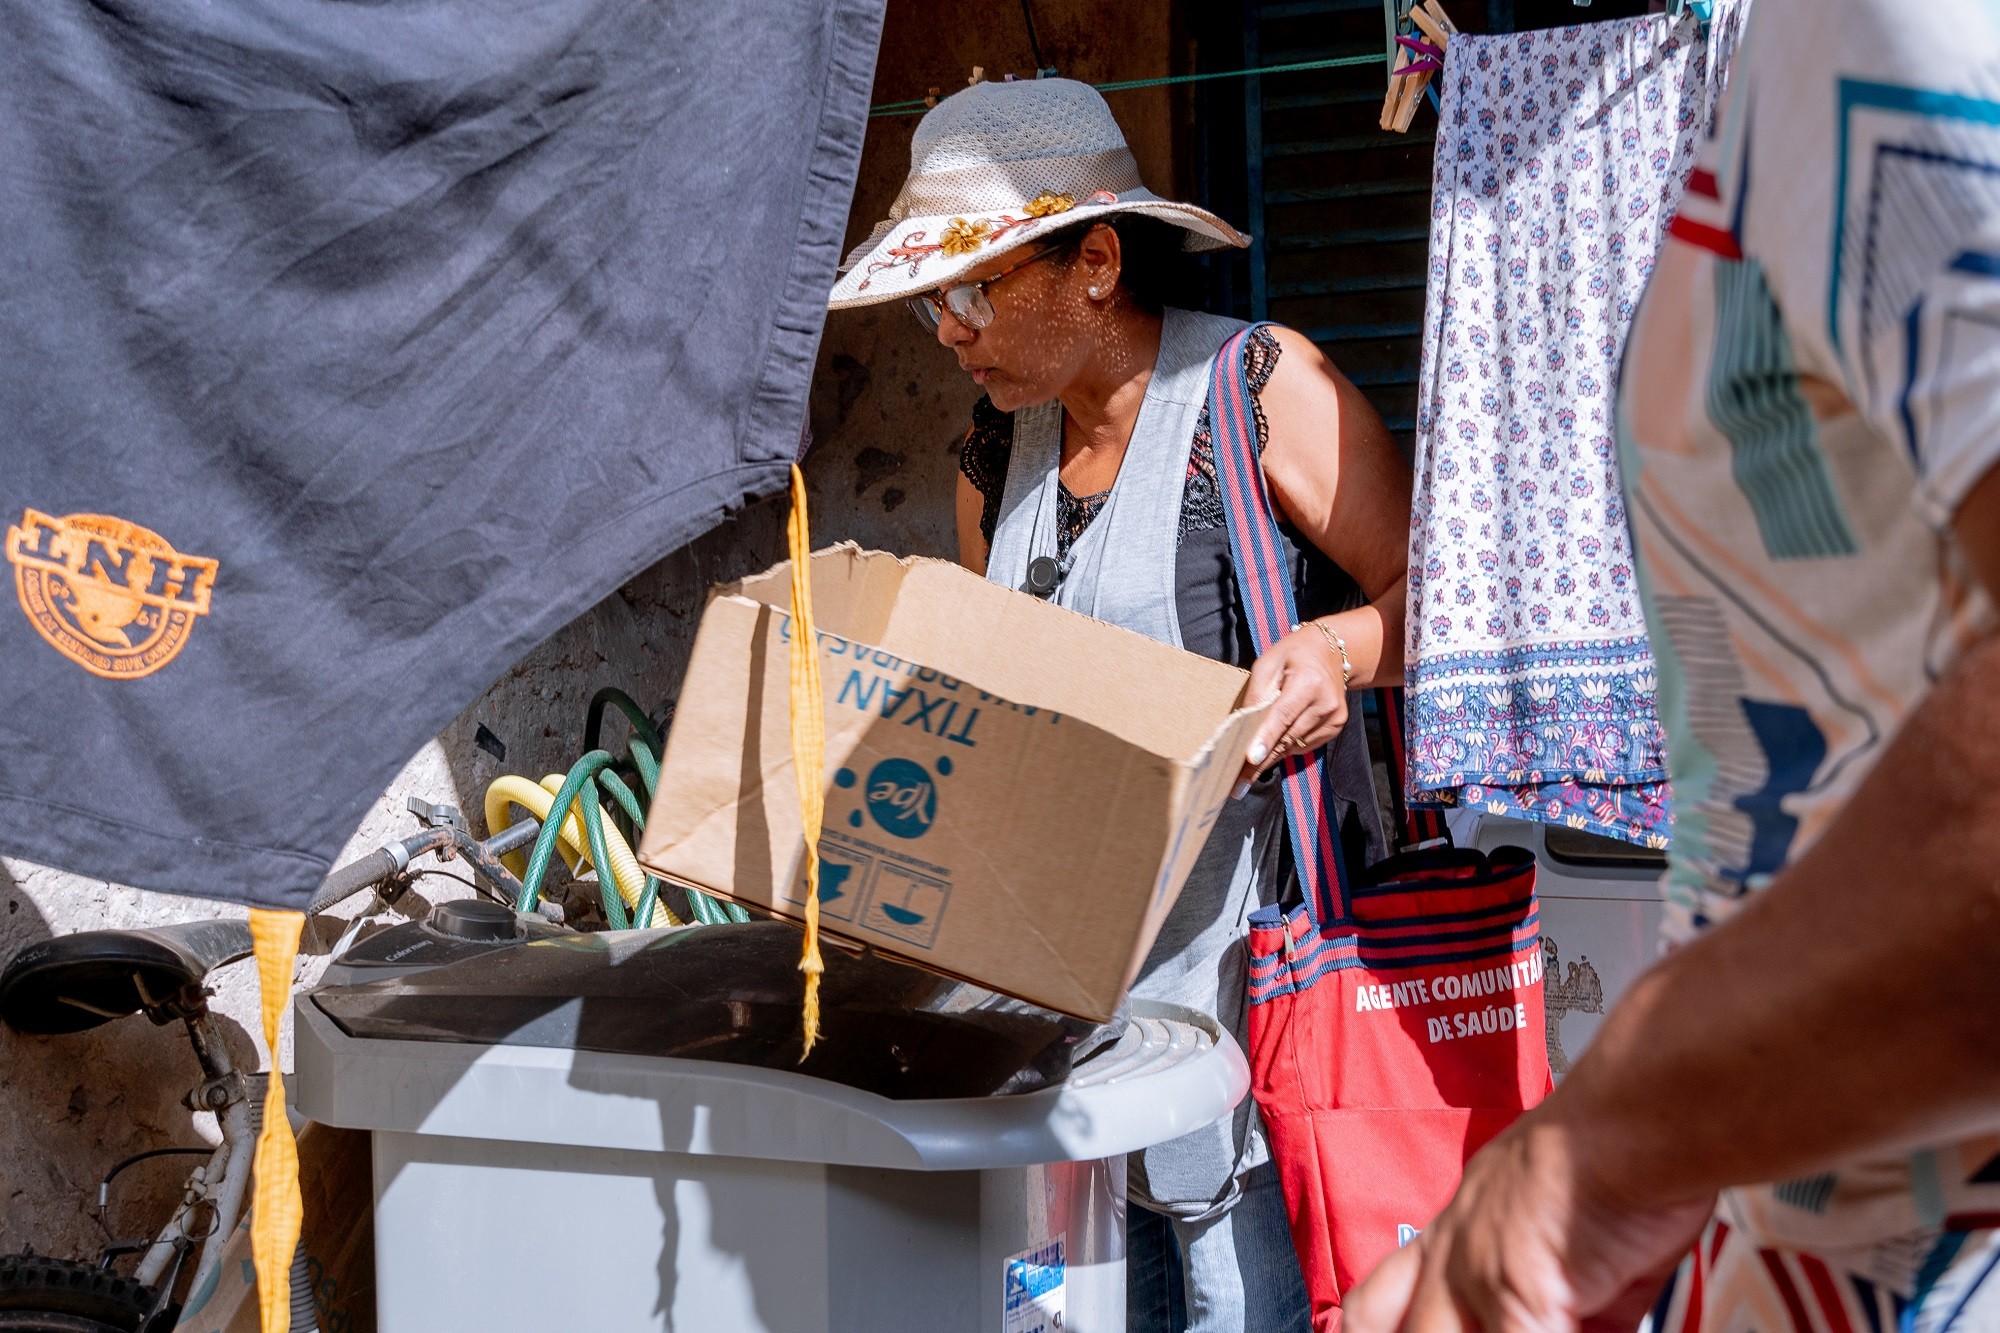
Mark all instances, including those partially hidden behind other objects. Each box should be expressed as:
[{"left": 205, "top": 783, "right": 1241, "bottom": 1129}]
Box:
[
  {"left": 0, "top": 862, "right": 258, "bottom": 1264},
  {"left": 806, "top": 303, "right": 977, "bottom": 565},
  {"left": 430, "top": 496, "right": 794, "bottom": 849}
]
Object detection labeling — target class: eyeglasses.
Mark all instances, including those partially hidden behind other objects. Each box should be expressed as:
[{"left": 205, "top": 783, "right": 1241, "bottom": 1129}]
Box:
[{"left": 907, "top": 245, "right": 1063, "bottom": 333}]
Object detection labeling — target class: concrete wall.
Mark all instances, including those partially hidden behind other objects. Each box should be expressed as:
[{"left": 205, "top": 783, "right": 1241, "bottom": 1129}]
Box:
[
  {"left": 2, "top": 0, "right": 1181, "bottom": 1272},
  {"left": 805, "top": 0, "right": 1184, "bottom": 561}
]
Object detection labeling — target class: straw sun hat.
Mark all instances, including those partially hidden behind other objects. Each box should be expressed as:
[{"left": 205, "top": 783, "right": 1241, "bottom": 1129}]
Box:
[{"left": 828, "top": 78, "right": 1249, "bottom": 310}]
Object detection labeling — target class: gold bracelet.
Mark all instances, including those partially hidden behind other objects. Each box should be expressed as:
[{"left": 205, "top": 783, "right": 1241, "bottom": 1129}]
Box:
[{"left": 1310, "top": 618, "right": 1353, "bottom": 687}]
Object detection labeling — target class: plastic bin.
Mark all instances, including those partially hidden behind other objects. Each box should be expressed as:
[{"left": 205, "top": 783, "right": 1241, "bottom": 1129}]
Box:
[{"left": 294, "top": 986, "right": 1242, "bottom": 1333}]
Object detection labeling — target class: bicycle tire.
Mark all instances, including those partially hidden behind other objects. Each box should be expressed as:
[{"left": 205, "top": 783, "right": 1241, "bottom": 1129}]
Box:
[{"left": 0, "top": 1256, "right": 158, "bottom": 1333}]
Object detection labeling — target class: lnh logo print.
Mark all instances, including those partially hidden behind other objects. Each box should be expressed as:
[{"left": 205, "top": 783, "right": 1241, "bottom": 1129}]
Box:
[{"left": 8, "top": 510, "right": 218, "bottom": 679}]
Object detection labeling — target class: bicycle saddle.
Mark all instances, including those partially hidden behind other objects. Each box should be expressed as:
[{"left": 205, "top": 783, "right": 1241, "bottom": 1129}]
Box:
[{"left": 0, "top": 918, "right": 254, "bottom": 1034}]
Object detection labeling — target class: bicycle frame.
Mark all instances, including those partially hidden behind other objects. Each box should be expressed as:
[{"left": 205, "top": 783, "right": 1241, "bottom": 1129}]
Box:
[{"left": 132, "top": 1006, "right": 255, "bottom": 1305}]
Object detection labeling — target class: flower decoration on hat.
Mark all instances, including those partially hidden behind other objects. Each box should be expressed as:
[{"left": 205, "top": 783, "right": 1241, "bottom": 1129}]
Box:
[
  {"left": 939, "top": 217, "right": 996, "bottom": 257},
  {"left": 862, "top": 208, "right": 1050, "bottom": 288},
  {"left": 1023, "top": 191, "right": 1075, "bottom": 218}
]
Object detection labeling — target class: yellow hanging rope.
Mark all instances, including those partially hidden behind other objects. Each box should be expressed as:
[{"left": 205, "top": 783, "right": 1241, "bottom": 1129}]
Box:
[
  {"left": 246, "top": 908, "right": 304, "bottom": 1333},
  {"left": 785, "top": 464, "right": 827, "bottom": 1057},
  {"left": 224, "top": 479, "right": 822, "bottom": 1329}
]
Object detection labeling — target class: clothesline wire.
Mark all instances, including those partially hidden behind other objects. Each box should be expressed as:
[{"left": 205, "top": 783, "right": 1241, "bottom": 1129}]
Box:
[
  {"left": 868, "top": 52, "right": 1387, "bottom": 118},
  {"left": 1017, "top": 0, "right": 1047, "bottom": 76}
]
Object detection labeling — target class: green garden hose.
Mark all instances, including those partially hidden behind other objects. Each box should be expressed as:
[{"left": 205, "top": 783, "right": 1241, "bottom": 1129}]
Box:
[
  {"left": 492, "top": 689, "right": 749, "bottom": 928},
  {"left": 514, "top": 750, "right": 635, "bottom": 927}
]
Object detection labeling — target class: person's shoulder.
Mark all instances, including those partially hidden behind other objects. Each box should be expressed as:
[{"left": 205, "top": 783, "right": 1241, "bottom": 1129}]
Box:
[
  {"left": 1256, "top": 324, "right": 1346, "bottom": 398},
  {"left": 1261, "top": 324, "right": 1323, "bottom": 366},
  {"left": 1191, "top": 319, "right": 1291, "bottom": 392}
]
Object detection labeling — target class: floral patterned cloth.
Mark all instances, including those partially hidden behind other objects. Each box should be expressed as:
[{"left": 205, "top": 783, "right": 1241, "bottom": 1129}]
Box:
[{"left": 1405, "top": 12, "right": 1741, "bottom": 847}]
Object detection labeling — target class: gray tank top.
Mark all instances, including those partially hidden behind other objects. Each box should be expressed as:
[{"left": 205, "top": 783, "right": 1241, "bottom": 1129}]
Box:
[{"left": 986, "top": 308, "right": 1287, "bottom": 1221}]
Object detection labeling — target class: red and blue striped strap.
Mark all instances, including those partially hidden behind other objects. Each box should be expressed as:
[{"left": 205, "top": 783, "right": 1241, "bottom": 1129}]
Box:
[
  {"left": 1374, "top": 686, "right": 1451, "bottom": 850},
  {"left": 1210, "top": 323, "right": 1354, "bottom": 929}
]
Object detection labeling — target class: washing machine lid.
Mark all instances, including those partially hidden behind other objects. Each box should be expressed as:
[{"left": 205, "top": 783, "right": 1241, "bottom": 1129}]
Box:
[{"left": 310, "top": 921, "right": 1116, "bottom": 1100}]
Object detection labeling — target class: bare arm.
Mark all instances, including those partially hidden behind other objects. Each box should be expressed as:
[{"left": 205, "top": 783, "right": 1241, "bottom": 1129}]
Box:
[
  {"left": 1547, "top": 463, "right": 2000, "bottom": 1192},
  {"left": 1260, "top": 326, "right": 1414, "bottom": 689},
  {"left": 1348, "top": 465, "right": 2000, "bottom": 1331},
  {"left": 1558, "top": 655, "right": 2000, "bottom": 1188},
  {"left": 955, "top": 448, "right": 989, "bottom": 576},
  {"left": 1237, "top": 327, "right": 1415, "bottom": 781}
]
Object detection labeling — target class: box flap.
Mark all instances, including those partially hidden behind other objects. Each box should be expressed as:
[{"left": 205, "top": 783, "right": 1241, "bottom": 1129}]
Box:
[{"left": 731, "top": 546, "right": 1250, "bottom": 764}]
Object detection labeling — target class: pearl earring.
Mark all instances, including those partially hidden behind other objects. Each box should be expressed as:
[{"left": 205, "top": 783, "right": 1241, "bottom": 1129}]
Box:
[{"left": 1089, "top": 286, "right": 1103, "bottom": 297}]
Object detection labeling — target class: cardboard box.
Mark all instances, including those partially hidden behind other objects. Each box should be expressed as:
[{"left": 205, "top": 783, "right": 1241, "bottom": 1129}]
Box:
[{"left": 636, "top": 545, "right": 1267, "bottom": 1021}]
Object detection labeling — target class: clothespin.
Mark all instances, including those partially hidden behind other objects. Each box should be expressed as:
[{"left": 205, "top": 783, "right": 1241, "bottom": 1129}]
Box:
[
  {"left": 1391, "top": 64, "right": 1433, "bottom": 131},
  {"left": 1394, "top": 36, "right": 1443, "bottom": 76},
  {"left": 1664, "top": 0, "right": 1712, "bottom": 35},
  {"left": 1379, "top": 44, "right": 1414, "bottom": 131},
  {"left": 968, "top": 66, "right": 985, "bottom": 86},
  {"left": 925, "top": 86, "right": 941, "bottom": 109},
  {"left": 1408, "top": 3, "right": 1452, "bottom": 50},
  {"left": 1380, "top": 34, "right": 1434, "bottom": 132},
  {"left": 1382, "top": 0, "right": 1447, "bottom": 133}
]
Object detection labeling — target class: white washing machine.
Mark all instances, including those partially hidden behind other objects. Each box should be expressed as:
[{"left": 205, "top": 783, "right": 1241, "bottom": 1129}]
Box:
[
  {"left": 1467, "top": 817, "right": 1666, "bottom": 1078},
  {"left": 293, "top": 913, "right": 1246, "bottom": 1333}
]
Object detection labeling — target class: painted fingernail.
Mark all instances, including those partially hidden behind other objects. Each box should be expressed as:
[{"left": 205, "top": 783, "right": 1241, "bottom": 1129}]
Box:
[
  {"left": 1231, "top": 780, "right": 1251, "bottom": 802},
  {"left": 1247, "top": 741, "right": 1268, "bottom": 765}
]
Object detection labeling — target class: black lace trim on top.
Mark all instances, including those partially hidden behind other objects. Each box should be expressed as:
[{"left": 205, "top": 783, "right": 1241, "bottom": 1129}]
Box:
[{"left": 960, "top": 325, "right": 1281, "bottom": 559}]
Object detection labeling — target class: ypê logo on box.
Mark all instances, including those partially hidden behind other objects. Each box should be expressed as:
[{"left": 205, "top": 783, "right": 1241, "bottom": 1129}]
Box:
[
  {"left": 866, "top": 758, "right": 937, "bottom": 837},
  {"left": 834, "top": 756, "right": 953, "bottom": 841}
]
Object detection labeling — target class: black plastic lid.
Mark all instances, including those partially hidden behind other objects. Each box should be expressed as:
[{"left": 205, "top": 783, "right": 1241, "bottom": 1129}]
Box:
[
  {"left": 427, "top": 898, "right": 524, "bottom": 943},
  {"left": 311, "top": 921, "right": 1114, "bottom": 1100}
]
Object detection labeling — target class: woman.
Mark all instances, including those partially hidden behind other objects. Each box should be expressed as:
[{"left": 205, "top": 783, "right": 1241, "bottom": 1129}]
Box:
[{"left": 829, "top": 79, "right": 1413, "bottom": 1333}]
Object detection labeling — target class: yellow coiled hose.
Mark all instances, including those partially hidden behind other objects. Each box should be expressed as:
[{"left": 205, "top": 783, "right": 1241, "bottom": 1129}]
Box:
[{"left": 483, "top": 773, "right": 665, "bottom": 921}]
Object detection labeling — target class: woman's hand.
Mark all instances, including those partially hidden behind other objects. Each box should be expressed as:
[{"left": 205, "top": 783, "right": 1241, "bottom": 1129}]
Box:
[{"left": 1237, "top": 621, "right": 1352, "bottom": 793}]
